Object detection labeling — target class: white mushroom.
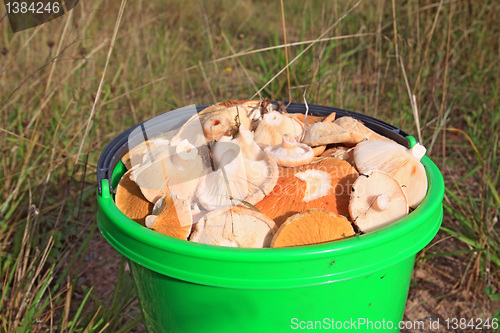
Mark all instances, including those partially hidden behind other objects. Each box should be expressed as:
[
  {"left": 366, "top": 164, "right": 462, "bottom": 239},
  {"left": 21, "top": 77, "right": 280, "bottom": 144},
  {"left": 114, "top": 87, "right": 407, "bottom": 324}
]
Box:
[
  {"left": 302, "top": 121, "right": 348, "bottom": 146},
  {"left": 320, "top": 146, "right": 355, "bottom": 165},
  {"left": 171, "top": 101, "right": 255, "bottom": 162},
  {"left": 196, "top": 148, "right": 251, "bottom": 210},
  {"left": 353, "top": 140, "right": 428, "bottom": 208},
  {"left": 131, "top": 139, "right": 205, "bottom": 203},
  {"left": 333, "top": 117, "right": 394, "bottom": 145},
  {"left": 253, "top": 111, "right": 304, "bottom": 147},
  {"left": 197, "top": 136, "right": 278, "bottom": 210},
  {"left": 349, "top": 170, "right": 409, "bottom": 232},
  {"left": 190, "top": 206, "right": 277, "bottom": 248},
  {"left": 232, "top": 126, "right": 265, "bottom": 160},
  {"left": 302, "top": 117, "right": 394, "bottom": 146},
  {"left": 264, "top": 134, "right": 314, "bottom": 167},
  {"left": 198, "top": 100, "right": 253, "bottom": 130},
  {"left": 121, "top": 138, "right": 170, "bottom": 170}
]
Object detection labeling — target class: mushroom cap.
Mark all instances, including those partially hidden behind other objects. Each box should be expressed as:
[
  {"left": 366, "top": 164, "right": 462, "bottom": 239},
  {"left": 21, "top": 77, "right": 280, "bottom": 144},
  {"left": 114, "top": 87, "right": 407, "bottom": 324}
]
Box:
[
  {"left": 131, "top": 139, "right": 205, "bottom": 203},
  {"left": 130, "top": 156, "right": 170, "bottom": 203},
  {"left": 333, "top": 117, "right": 393, "bottom": 145},
  {"left": 302, "top": 117, "right": 395, "bottom": 147},
  {"left": 242, "top": 154, "right": 279, "bottom": 204},
  {"left": 301, "top": 121, "right": 349, "bottom": 146},
  {"left": 349, "top": 170, "right": 409, "bottom": 233},
  {"left": 197, "top": 141, "right": 278, "bottom": 210},
  {"left": 171, "top": 100, "right": 255, "bottom": 158},
  {"left": 353, "top": 140, "right": 428, "bottom": 208},
  {"left": 145, "top": 193, "right": 193, "bottom": 240},
  {"left": 322, "top": 112, "right": 337, "bottom": 123},
  {"left": 202, "top": 114, "right": 231, "bottom": 141},
  {"left": 115, "top": 169, "right": 154, "bottom": 225},
  {"left": 264, "top": 135, "right": 314, "bottom": 167},
  {"left": 190, "top": 206, "right": 277, "bottom": 248},
  {"left": 289, "top": 113, "right": 325, "bottom": 128},
  {"left": 311, "top": 145, "right": 327, "bottom": 157},
  {"left": 121, "top": 139, "right": 170, "bottom": 170},
  {"left": 198, "top": 100, "right": 253, "bottom": 131},
  {"left": 271, "top": 209, "right": 355, "bottom": 248},
  {"left": 320, "top": 146, "right": 355, "bottom": 165},
  {"left": 254, "top": 111, "right": 304, "bottom": 146},
  {"left": 255, "top": 157, "right": 359, "bottom": 226},
  {"left": 232, "top": 125, "right": 265, "bottom": 160}
]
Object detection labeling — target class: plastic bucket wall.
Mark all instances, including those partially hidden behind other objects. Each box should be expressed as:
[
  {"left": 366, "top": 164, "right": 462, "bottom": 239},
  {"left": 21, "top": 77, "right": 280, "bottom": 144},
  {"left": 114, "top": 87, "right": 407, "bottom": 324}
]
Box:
[{"left": 96, "top": 103, "right": 445, "bottom": 333}]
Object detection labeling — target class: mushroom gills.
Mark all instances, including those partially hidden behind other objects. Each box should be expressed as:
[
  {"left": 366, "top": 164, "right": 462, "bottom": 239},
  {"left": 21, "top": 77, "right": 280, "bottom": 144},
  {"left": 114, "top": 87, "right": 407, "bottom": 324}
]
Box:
[
  {"left": 348, "top": 170, "right": 409, "bottom": 233},
  {"left": 190, "top": 206, "right": 277, "bottom": 248},
  {"left": 353, "top": 140, "right": 427, "bottom": 208}
]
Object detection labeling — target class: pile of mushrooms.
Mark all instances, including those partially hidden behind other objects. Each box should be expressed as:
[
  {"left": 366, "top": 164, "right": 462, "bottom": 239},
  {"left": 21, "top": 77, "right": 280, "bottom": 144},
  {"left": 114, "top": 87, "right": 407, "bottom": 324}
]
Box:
[{"left": 115, "top": 100, "right": 428, "bottom": 248}]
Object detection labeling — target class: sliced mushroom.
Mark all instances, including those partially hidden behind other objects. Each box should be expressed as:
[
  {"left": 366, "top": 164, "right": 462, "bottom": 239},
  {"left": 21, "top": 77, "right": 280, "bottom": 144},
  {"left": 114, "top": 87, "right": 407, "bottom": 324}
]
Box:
[
  {"left": 264, "top": 134, "right": 314, "bottom": 167},
  {"left": 115, "top": 169, "right": 154, "bottom": 225},
  {"left": 349, "top": 170, "right": 409, "bottom": 232},
  {"left": 353, "top": 140, "right": 427, "bottom": 208},
  {"left": 190, "top": 206, "right": 277, "bottom": 248},
  {"left": 271, "top": 209, "right": 355, "bottom": 248},
  {"left": 255, "top": 157, "right": 358, "bottom": 226},
  {"left": 145, "top": 193, "right": 192, "bottom": 240},
  {"left": 254, "top": 111, "right": 304, "bottom": 147}
]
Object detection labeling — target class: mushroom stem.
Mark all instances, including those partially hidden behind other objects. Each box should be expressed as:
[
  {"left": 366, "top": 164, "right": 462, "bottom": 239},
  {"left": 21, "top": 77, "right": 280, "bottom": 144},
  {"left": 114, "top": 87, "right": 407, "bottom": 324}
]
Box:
[
  {"left": 281, "top": 135, "right": 297, "bottom": 149},
  {"left": 202, "top": 115, "right": 231, "bottom": 141},
  {"left": 374, "top": 194, "right": 390, "bottom": 211},
  {"left": 409, "top": 143, "right": 426, "bottom": 161},
  {"left": 145, "top": 215, "right": 158, "bottom": 228}
]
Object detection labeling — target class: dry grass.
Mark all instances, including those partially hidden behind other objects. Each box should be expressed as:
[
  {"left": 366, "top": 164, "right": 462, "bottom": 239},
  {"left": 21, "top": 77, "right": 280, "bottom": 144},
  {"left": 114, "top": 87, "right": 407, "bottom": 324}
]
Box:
[{"left": 0, "top": 0, "right": 499, "bottom": 331}]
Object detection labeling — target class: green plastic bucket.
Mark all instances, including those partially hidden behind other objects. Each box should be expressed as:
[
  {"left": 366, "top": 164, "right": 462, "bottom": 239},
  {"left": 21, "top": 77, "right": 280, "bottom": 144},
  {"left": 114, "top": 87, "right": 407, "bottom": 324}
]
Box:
[{"left": 96, "top": 103, "right": 444, "bottom": 332}]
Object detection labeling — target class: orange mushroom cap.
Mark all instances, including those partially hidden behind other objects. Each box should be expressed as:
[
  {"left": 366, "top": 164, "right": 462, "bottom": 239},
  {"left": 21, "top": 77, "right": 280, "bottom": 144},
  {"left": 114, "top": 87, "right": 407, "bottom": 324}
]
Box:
[
  {"left": 145, "top": 193, "right": 193, "bottom": 240},
  {"left": 255, "top": 157, "right": 358, "bottom": 226},
  {"left": 115, "top": 169, "right": 154, "bottom": 225},
  {"left": 271, "top": 209, "right": 355, "bottom": 248}
]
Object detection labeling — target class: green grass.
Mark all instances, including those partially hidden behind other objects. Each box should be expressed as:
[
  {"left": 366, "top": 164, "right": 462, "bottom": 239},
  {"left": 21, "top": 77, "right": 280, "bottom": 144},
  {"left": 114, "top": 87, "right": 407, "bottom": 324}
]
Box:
[{"left": 1, "top": 0, "right": 499, "bottom": 331}]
